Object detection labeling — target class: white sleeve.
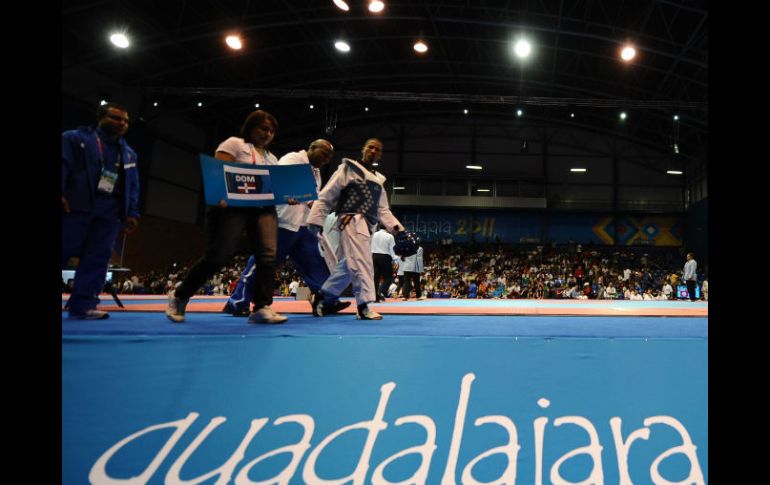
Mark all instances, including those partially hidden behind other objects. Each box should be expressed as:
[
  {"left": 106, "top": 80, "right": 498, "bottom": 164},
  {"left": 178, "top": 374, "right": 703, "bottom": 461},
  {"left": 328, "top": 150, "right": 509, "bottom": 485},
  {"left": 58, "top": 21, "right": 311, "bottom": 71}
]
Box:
[
  {"left": 307, "top": 164, "right": 346, "bottom": 227},
  {"left": 376, "top": 189, "right": 402, "bottom": 233},
  {"left": 215, "top": 137, "right": 243, "bottom": 158},
  {"left": 278, "top": 151, "right": 304, "bottom": 165}
]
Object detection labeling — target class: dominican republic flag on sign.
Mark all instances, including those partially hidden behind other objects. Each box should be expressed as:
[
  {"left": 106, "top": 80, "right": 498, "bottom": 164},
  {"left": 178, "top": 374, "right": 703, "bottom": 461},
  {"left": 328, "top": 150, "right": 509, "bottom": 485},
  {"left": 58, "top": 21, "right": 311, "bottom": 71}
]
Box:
[
  {"left": 223, "top": 165, "right": 271, "bottom": 200},
  {"left": 200, "top": 154, "right": 319, "bottom": 207}
]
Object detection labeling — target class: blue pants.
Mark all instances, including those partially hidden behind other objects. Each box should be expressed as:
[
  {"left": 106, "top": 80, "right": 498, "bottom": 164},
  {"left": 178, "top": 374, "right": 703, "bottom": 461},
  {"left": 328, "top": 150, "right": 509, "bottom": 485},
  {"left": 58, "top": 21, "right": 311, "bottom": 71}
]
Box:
[
  {"left": 62, "top": 195, "right": 122, "bottom": 314},
  {"left": 227, "top": 227, "right": 332, "bottom": 312}
]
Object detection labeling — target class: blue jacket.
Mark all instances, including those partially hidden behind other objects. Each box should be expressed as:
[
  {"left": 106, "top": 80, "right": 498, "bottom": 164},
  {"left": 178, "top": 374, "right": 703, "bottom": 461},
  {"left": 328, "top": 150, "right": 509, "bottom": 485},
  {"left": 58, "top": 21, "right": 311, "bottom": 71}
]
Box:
[{"left": 62, "top": 125, "right": 140, "bottom": 219}]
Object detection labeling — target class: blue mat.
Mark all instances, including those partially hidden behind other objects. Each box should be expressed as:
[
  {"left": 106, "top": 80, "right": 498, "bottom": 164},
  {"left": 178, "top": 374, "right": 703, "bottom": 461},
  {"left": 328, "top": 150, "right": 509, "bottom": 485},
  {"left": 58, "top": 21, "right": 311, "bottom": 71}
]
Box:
[{"left": 62, "top": 311, "right": 707, "bottom": 339}]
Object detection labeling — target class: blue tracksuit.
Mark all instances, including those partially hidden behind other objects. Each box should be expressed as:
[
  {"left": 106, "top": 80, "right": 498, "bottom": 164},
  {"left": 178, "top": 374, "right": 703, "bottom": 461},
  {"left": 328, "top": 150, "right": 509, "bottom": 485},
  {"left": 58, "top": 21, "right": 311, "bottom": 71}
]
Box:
[{"left": 62, "top": 126, "right": 140, "bottom": 314}]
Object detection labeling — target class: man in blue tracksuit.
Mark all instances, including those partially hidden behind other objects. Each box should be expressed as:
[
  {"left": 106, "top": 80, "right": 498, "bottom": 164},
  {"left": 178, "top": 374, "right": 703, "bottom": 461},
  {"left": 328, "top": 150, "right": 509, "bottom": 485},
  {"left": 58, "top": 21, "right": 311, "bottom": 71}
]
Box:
[{"left": 62, "top": 102, "right": 140, "bottom": 319}]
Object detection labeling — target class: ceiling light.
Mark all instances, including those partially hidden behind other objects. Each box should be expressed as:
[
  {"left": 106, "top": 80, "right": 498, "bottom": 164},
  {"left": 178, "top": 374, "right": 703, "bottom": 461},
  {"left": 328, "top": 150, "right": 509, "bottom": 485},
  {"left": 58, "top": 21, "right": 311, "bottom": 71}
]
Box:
[
  {"left": 621, "top": 45, "right": 636, "bottom": 62},
  {"left": 570, "top": 112, "right": 575, "bottom": 118},
  {"left": 99, "top": 100, "right": 108, "bottom": 106},
  {"left": 334, "top": 40, "right": 351, "bottom": 52},
  {"left": 368, "top": 1, "right": 385, "bottom": 13},
  {"left": 197, "top": 102, "right": 203, "bottom": 107},
  {"left": 255, "top": 103, "right": 260, "bottom": 108},
  {"left": 225, "top": 35, "right": 242, "bottom": 50},
  {"left": 309, "top": 104, "right": 314, "bottom": 109},
  {"left": 333, "top": 0, "right": 350, "bottom": 11},
  {"left": 364, "top": 107, "right": 369, "bottom": 112},
  {"left": 372, "top": 162, "right": 379, "bottom": 167},
  {"left": 414, "top": 40, "right": 428, "bottom": 53},
  {"left": 571, "top": 168, "right": 587, "bottom": 172},
  {"left": 476, "top": 189, "right": 491, "bottom": 192},
  {"left": 109, "top": 33, "right": 129, "bottom": 48},
  {"left": 463, "top": 109, "right": 469, "bottom": 115},
  {"left": 667, "top": 170, "right": 683, "bottom": 175},
  {"left": 673, "top": 114, "right": 680, "bottom": 121},
  {"left": 516, "top": 109, "right": 523, "bottom": 117},
  {"left": 619, "top": 111, "right": 627, "bottom": 120},
  {"left": 394, "top": 186, "right": 405, "bottom": 190},
  {"left": 153, "top": 102, "right": 158, "bottom": 107},
  {"left": 514, "top": 39, "right": 531, "bottom": 58},
  {"left": 466, "top": 165, "right": 482, "bottom": 170}
]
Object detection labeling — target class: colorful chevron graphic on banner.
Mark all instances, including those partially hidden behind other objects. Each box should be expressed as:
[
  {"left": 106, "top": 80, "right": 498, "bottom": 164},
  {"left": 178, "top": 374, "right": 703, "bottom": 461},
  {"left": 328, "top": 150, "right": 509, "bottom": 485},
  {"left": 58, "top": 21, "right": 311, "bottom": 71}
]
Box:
[{"left": 592, "top": 216, "right": 683, "bottom": 246}]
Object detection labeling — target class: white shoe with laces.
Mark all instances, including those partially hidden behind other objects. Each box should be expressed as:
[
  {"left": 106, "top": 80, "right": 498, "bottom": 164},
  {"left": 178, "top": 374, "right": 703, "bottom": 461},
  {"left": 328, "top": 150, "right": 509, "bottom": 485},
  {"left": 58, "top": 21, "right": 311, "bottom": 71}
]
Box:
[
  {"left": 166, "top": 289, "right": 189, "bottom": 323},
  {"left": 69, "top": 309, "right": 109, "bottom": 320},
  {"left": 356, "top": 305, "right": 383, "bottom": 320},
  {"left": 248, "top": 306, "right": 288, "bottom": 324}
]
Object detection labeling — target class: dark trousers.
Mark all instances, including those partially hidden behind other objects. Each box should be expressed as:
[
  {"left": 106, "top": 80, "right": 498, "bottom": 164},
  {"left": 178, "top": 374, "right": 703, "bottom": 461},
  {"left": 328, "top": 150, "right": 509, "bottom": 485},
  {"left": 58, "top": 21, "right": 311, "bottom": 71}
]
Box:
[
  {"left": 177, "top": 206, "right": 277, "bottom": 308},
  {"left": 686, "top": 280, "right": 697, "bottom": 301},
  {"left": 402, "top": 271, "right": 422, "bottom": 299},
  {"left": 227, "top": 226, "right": 332, "bottom": 312},
  {"left": 372, "top": 253, "right": 393, "bottom": 300},
  {"left": 62, "top": 195, "right": 123, "bottom": 313}
]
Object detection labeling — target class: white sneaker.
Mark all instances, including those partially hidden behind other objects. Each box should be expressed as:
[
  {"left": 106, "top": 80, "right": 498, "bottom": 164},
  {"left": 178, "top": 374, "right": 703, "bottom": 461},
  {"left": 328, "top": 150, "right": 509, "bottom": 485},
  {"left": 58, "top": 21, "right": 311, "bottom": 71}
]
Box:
[
  {"left": 356, "top": 305, "right": 383, "bottom": 320},
  {"left": 166, "top": 289, "right": 189, "bottom": 323},
  {"left": 69, "top": 309, "right": 109, "bottom": 320},
  {"left": 248, "top": 306, "right": 288, "bottom": 324}
]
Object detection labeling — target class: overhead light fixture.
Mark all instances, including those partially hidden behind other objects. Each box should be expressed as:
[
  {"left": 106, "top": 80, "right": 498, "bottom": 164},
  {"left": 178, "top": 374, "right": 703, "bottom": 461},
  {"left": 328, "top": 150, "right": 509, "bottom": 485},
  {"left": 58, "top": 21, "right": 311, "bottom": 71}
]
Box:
[
  {"left": 516, "top": 109, "right": 523, "bottom": 117},
  {"left": 197, "top": 101, "right": 203, "bottom": 107},
  {"left": 255, "top": 103, "right": 260, "bottom": 108},
  {"left": 466, "top": 165, "right": 483, "bottom": 170},
  {"left": 620, "top": 45, "right": 636, "bottom": 62},
  {"left": 463, "top": 109, "right": 469, "bottom": 115},
  {"left": 109, "top": 32, "right": 129, "bottom": 48},
  {"left": 309, "top": 104, "right": 314, "bottom": 110},
  {"left": 333, "top": 0, "right": 350, "bottom": 11},
  {"left": 225, "top": 35, "right": 242, "bottom": 50},
  {"left": 673, "top": 143, "right": 680, "bottom": 154},
  {"left": 571, "top": 168, "right": 587, "bottom": 172},
  {"left": 667, "top": 170, "right": 683, "bottom": 175},
  {"left": 368, "top": 0, "right": 385, "bottom": 13},
  {"left": 513, "top": 39, "right": 531, "bottom": 58},
  {"left": 372, "top": 162, "right": 379, "bottom": 166},
  {"left": 570, "top": 112, "right": 575, "bottom": 118},
  {"left": 393, "top": 186, "right": 405, "bottom": 190},
  {"left": 619, "top": 111, "right": 627, "bottom": 121},
  {"left": 153, "top": 101, "right": 158, "bottom": 107},
  {"left": 413, "top": 40, "right": 428, "bottom": 53},
  {"left": 476, "top": 188, "right": 491, "bottom": 192},
  {"left": 673, "top": 114, "right": 680, "bottom": 121},
  {"left": 334, "top": 40, "right": 351, "bottom": 52},
  {"left": 364, "top": 106, "right": 369, "bottom": 112},
  {"left": 520, "top": 139, "right": 529, "bottom": 153}
]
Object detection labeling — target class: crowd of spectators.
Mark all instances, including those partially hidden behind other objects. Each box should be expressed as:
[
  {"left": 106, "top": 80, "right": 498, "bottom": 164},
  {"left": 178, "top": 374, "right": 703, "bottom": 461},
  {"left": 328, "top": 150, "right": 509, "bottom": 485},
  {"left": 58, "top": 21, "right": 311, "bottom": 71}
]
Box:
[{"left": 62, "top": 242, "right": 707, "bottom": 301}]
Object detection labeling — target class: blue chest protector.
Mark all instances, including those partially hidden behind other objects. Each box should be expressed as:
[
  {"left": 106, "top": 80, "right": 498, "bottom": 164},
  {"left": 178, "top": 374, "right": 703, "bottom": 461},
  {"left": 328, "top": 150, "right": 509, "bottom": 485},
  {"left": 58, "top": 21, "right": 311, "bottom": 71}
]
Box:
[{"left": 335, "top": 180, "right": 382, "bottom": 226}]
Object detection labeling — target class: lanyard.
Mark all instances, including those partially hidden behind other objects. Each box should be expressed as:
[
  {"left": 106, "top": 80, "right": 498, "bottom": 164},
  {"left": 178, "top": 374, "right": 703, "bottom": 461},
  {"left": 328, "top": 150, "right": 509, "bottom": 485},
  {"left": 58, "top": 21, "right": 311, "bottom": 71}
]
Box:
[
  {"left": 95, "top": 135, "right": 121, "bottom": 169},
  {"left": 250, "top": 145, "right": 272, "bottom": 165}
]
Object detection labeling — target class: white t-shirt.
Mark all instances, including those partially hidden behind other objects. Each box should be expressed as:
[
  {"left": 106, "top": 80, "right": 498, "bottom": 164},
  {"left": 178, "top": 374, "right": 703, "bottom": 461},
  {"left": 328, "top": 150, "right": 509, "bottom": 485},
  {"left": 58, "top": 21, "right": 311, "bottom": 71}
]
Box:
[
  {"left": 273, "top": 150, "right": 323, "bottom": 232},
  {"left": 216, "top": 137, "right": 278, "bottom": 165}
]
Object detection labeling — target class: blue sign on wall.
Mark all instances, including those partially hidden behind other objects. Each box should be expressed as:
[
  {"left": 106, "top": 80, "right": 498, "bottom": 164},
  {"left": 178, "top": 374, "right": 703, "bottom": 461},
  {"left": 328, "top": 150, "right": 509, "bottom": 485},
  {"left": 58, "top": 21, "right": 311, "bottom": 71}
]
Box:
[{"left": 394, "top": 209, "right": 684, "bottom": 245}]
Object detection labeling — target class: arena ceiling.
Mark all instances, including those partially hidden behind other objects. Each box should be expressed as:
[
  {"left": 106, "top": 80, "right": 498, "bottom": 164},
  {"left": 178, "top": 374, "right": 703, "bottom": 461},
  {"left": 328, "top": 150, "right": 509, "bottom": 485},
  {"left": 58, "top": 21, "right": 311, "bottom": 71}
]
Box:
[{"left": 63, "top": 1, "right": 707, "bottom": 162}]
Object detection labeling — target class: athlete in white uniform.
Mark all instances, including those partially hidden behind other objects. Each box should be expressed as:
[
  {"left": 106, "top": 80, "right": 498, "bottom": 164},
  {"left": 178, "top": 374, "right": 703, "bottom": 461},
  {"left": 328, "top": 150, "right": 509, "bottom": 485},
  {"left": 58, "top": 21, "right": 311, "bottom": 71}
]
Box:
[{"left": 306, "top": 138, "right": 404, "bottom": 320}]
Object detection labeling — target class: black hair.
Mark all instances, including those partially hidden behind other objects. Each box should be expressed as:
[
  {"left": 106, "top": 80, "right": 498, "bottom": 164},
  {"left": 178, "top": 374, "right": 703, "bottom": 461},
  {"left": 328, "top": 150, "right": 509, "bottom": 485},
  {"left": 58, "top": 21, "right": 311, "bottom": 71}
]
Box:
[
  {"left": 240, "top": 109, "right": 279, "bottom": 139},
  {"left": 96, "top": 102, "right": 129, "bottom": 121}
]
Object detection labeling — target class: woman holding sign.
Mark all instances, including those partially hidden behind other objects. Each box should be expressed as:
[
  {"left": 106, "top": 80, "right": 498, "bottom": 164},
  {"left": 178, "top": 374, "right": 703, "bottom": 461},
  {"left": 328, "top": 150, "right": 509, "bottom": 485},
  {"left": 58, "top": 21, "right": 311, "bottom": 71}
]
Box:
[{"left": 166, "top": 110, "right": 288, "bottom": 324}]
